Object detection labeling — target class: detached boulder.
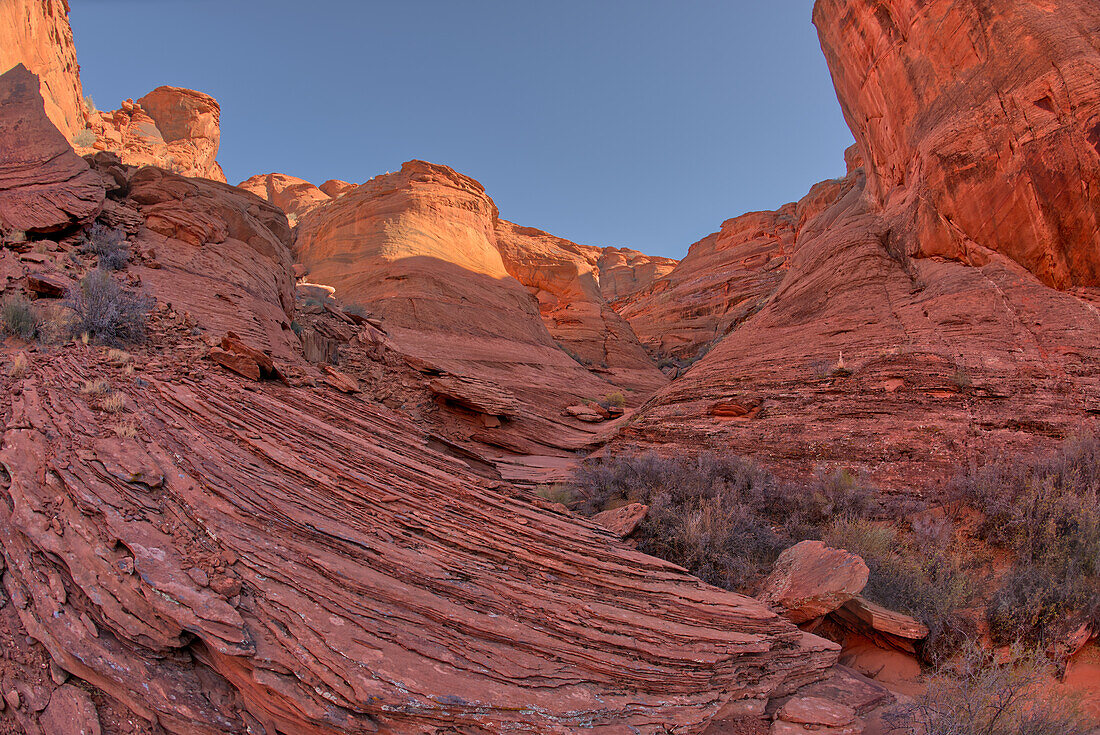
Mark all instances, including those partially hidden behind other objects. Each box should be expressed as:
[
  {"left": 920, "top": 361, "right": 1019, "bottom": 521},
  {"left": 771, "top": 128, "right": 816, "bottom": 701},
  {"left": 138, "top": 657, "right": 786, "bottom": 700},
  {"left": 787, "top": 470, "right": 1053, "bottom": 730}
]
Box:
[
  {"left": 773, "top": 696, "right": 862, "bottom": 735},
  {"left": 25, "top": 271, "right": 72, "bottom": 298},
  {"left": 592, "top": 503, "right": 648, "bottom": 539},
  {"left": 760, "top": 541, "right": 869, "bottom": 624},
  {"left": 209, "top": 331, "right": 282, "bottom": 381}
]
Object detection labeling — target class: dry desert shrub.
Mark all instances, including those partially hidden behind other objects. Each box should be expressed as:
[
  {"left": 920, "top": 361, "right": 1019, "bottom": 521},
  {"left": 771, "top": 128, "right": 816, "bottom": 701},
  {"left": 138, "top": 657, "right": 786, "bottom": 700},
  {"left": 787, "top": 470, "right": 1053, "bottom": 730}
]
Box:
[
  {"left": 955, "top": 435, "right": 1100, "bottom": 646},
  {"left": 1, "top": 295, "right": 39, "bottom": 340},
  {"left": 80, "top": 223, "right": 129, "bottom": 271},
  {"left": 98, "top": 393, "right": 125, "bottom": 414},
  {"left": 7, "top": 352, "right": 29, "bottom": 378},
  {"left": 65, "top": 270, "right": 152, "bottom": 346},
  {"left": 886, "top": 643, "right": 1089, "bottom": 735},
  {"left": 569, "top": 453, "right": 876, "bottom": 591}
]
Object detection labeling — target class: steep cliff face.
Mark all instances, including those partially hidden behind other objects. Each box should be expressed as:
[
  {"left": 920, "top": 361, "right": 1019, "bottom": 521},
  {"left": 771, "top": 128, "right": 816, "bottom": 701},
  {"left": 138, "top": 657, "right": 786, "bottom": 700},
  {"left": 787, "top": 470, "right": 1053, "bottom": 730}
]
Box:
[
  {"left": 0, "top": 0, "right": 85, "bottom": 140},
  {"left": 814, "top": 0, "right": 1100, "bottom": 288},
  {"left": 0, "top": 65, "right": 103, "bottom": 234},
  {"left": 612, "top": 176, "right": 853, "bottom": 361},
  {"left": 612, "top": 0, "right": 1100, "bottom": 489}
]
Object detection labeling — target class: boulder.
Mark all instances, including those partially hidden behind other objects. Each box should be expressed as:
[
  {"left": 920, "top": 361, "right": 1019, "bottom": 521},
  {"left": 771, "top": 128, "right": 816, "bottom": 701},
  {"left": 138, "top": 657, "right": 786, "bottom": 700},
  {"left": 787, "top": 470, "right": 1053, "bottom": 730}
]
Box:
[
  {"left": 592, "top": 503, "right": 649, "bottom": 538},
  {"left": 25, "top": 271, "right": 72, "bottom": 298},
  {"left": 760, "top": 541, "right": 869, "bottom": 624}
]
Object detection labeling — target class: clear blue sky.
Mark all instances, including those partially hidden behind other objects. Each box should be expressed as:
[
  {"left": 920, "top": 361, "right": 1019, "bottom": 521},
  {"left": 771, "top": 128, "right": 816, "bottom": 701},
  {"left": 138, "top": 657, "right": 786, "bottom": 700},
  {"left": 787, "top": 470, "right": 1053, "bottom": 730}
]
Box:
[{"left": 69, "top": 1, "right": 853, "bottom": 259}]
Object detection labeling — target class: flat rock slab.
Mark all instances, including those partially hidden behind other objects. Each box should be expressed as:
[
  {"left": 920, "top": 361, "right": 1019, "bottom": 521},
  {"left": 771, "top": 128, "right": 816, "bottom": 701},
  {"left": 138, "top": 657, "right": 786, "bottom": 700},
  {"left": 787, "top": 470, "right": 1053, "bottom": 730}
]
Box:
[{"left": 760, "top": 541, "right": 869, "bottom": 623}]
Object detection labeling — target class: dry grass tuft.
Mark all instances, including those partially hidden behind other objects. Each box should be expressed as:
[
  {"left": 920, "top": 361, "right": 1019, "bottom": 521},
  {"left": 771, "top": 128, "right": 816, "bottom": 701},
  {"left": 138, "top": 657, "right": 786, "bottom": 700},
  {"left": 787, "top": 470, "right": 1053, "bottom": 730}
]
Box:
[
  {"left": 111, "top": 421, "right": 138, "bottom": 439},
  {"left": 107, "top": 348, "right": 132, "bottom": 365},
  {"left": 81, "top": 379, "right": 111, "bottom": 395},
  {"left": 7, "top": 352, "right": 29, "bottom": 378},
  {"left": 98, "top": 393, "right": 125, "bottom": 413}
]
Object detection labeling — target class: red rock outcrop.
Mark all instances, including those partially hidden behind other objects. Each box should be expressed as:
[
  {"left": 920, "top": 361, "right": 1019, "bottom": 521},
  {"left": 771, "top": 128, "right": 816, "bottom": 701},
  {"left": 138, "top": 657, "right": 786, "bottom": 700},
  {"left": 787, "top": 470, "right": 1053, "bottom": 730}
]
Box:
[
  {"left": 0, "top": 0, "right": 86, "bottom": 140},
  {"left": 295, "top": 161, "right": 667, "bottom": 482},
  {"left": 814, "top": 0, "right": 1100, "bottom": 289},
  {"left": 613, "top": 176, "right": 852, "bottom": 361},
  {"left": 319, "top": 179, "right": 357, "bottom": 198},
  {"left": 0, "top": 65, "right": 103, "bottom": 234},
  {"left": 79, "top": 88, "right": 226, "bottom": 182},
  {"left": 597, "top": 246, "right": 677, "bottom": 301},
  {"left": 611, "top": 1, "right": 1100, "bottom": 491},
  {"left": 237, "top": 173, "right": 331, "bottom": 222},
  {"left": 615, "top": 160, "right": 1100, "bottom": 490},
  {"left": 494, "top": 220, "right": 668, "bottom": 394}
]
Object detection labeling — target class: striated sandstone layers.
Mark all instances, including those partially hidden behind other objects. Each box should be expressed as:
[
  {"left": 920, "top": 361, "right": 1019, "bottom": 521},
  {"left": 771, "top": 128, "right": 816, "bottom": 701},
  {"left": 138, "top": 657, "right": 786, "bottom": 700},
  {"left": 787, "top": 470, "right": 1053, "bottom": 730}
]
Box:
[
  {"left": 0, "top": 0, "right": 85, "bottom": 140},
  {"left": 0, "top": 77, "right": 849, "bottom": 732},
  {"left": 295, "top": 161, "right": 668, "bottom": 481},
  {"left": 815, "top": 0, "right": 1100, "bottom": 288}
]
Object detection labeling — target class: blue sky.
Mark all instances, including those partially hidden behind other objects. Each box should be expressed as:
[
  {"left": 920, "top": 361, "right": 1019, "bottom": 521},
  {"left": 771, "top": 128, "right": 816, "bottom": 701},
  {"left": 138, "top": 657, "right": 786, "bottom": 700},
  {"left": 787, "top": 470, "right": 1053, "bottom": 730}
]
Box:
[{"left": 69, "top": 1, "right": 853, "bottom": 259}]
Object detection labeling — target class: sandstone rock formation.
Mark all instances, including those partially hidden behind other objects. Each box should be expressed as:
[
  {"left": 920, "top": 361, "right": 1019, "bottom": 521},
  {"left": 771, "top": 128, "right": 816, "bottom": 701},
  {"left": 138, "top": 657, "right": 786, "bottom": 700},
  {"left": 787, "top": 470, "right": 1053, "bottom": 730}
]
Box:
[
  {"left": 611, "top": 0, "right": 1100, "bottom": 491},
  {"left": 597, "top": 246, "right": 677, "bottom": 301},
  {"left": 319, "top": 179, "right": 357, "bottom": 198},
  {"left": 295, "top": 160, "right": 667, "bottom": 482},
  {"left": 0, "top": 65, "right": 103, "bottom": 234},
  {"left": 0, "top": 0, "right": 85, "bottom": 140},
  {"left": 237, "top": 173, "right": 331, "bottom": 221},
  {"left": 79, "top": 88, "right": 226, "bottom": 182},
  {"left": 814, "top": 0, "right": 1100, "bottom": 289}
]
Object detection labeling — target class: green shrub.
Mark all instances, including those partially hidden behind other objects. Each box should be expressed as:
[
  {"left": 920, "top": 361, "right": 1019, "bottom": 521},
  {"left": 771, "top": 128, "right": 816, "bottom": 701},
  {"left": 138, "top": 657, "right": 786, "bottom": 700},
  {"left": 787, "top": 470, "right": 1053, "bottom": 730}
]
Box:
[
  {"left": 65, "top": 270, "right": 152, "bottom": 345},
  {"left": 1, "top": 296, "right": 39, "bottom": 340},
  {"left": 535, "top": 484, "right": 576, "bottom": 507},
  {"left": 604, "top": 392, "right": 627, "bottom": 408}
]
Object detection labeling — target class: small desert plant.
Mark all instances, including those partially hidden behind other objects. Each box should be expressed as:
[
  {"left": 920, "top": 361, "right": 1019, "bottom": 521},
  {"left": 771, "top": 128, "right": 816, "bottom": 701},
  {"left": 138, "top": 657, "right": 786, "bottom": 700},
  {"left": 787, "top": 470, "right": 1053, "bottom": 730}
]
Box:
[
  {"left": 65, "top": 270, "right": 152, "bottom": 345},
  {"left": 106, "top": 348, "right": 132, "bottom": 365},
  {"left": 831, "top": 351, "right": 852, "bottom": 377},
  {"left": 1, "top": 296, "right": 40, "bottom": 340},
  {"left": 886, "top": 643, "right": 1089, "bottom": 735},
  {"left": 7, "top": 352, "right": 29, "bottom": 378},
  {"left": 112, "top": 421, "right": 138, "bottom": 439},
  {"left": 603, "top": 392, "right": 627, "bottom": 408},
  {"left": 951, "top": 365, "right": 973, "bottom": 390},
  {"left": 81, "top": 223, "right": 129, "bottom": 271},
  {"left": 98, "top": 393, "right": 125, "bottom": 413},
  {"left": 535, "top": 484, "right": 576, "bottom": 507},
  {"left": 344, "top": 304, "right": 369, "bottom": 317},
  {"left": 81, "top": 379, "right": 111, "bottom": 395},
  {"left": 72, "top": 129, "right": 96, "bottom": 148},
  {"left": 955, "top": 435, "right": 1100, "bottom": 646}
]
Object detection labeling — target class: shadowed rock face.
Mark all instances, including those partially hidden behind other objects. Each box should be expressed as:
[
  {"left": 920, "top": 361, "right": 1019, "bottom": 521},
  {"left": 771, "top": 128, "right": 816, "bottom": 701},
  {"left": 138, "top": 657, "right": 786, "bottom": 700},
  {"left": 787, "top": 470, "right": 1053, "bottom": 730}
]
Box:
[
  {"left": 0, "top": 0, "right": 85, "bottom": 140},
  {"left": 814, "top": 0, "right": 1100, "bottom": 288},
  {"left": 608, "top": 0, "right": 1100, "bottom": 489},
  {"left": 0, "top": 65, "right": 103, "bottom": 233}
]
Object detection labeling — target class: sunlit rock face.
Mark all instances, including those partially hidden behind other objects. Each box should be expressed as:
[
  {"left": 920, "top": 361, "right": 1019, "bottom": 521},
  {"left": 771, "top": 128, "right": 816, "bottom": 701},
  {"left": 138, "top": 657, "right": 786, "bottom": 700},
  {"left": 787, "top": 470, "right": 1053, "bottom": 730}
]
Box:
[
  {"left": 0, "top": 0, "right": 86, "bottom": 140},
  {"left": 815, "top": 0, "right": 1100, "bottom": 288}
]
